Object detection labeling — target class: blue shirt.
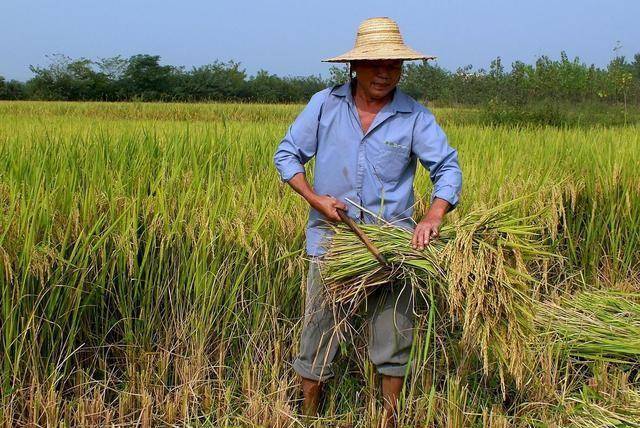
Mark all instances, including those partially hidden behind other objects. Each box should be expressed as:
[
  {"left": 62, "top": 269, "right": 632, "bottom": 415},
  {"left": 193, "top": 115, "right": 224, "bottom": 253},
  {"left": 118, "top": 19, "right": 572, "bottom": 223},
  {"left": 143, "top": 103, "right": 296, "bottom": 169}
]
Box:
[{"left": 274, "top": 79, "right": 463, "bottom": 256}]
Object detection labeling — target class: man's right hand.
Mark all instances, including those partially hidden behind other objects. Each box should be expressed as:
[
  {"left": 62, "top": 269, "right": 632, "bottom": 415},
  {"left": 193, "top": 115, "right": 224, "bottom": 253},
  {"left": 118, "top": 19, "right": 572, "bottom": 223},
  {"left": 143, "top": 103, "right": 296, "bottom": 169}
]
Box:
[{"left": 310, "top": 195, "right": 347, "bottom": 222}]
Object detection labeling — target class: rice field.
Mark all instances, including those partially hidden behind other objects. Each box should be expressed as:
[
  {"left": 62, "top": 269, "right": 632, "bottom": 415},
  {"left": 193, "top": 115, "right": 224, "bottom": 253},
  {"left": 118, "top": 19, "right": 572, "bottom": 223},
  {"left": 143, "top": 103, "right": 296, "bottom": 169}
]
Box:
[{"left": 0, "top": 100, "right": 639, "bottom": 426}]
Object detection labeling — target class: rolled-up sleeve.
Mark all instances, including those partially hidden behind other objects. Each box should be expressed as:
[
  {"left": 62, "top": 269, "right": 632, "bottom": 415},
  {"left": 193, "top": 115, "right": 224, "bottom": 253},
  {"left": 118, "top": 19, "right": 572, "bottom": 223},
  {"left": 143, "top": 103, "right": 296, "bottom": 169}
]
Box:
[
  {"left": 411, "top": 109, "right": 463, "bottom": 209},
  {"left": 273, "top": 89, "right": 329, "bottom": 182}
]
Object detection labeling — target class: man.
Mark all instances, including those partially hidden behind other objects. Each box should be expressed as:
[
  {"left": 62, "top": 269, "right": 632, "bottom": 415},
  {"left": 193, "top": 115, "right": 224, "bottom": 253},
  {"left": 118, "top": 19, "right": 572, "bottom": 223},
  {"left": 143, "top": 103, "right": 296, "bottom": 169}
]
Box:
[{"left": 273, "top": 17, "right": 463, "bottom": 424}]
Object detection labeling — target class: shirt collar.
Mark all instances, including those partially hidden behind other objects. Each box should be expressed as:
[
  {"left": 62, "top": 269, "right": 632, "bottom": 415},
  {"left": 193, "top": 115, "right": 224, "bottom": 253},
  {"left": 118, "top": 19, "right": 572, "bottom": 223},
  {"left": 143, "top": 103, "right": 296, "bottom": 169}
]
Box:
[{"left": 331, "top": 79, "right": 413, "bottom": 113}]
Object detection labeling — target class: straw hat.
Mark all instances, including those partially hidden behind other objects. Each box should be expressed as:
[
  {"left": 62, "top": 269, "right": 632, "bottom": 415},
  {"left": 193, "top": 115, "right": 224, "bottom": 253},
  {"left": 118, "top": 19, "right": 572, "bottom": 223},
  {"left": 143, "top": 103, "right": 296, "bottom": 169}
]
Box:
[{"left": 322, "top": 17, "right": 435, "bottom": 63}]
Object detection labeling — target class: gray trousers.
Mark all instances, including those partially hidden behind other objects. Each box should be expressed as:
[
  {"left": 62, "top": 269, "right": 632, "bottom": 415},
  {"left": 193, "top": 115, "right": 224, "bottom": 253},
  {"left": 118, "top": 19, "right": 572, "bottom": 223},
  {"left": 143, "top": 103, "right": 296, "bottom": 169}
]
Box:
[{"left": 293, "top": 257, "right": 414, "bottom": 382}]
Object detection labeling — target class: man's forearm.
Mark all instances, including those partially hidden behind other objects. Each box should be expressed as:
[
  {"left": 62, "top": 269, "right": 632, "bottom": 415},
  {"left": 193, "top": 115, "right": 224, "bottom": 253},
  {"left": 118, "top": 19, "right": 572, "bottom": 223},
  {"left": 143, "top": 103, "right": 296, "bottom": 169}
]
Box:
[
  {"left": 423, "top": 197, "right": 451, "bottom": 220},
  {"left": 286, "top": 172, "right": 319, "bottom": 206},
  {"left": 285, "top": 172, "right": 346, "bottom": 222}
]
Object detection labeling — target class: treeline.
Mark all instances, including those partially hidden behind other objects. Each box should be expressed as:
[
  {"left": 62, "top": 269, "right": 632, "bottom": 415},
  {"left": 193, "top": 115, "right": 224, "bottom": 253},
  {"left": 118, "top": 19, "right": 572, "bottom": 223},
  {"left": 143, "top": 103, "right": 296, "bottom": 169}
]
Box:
[
  {"left": 0, "top": 54, "right": 329, "bottom": 103},
  {"left": 1, "top": 52, "right": 639, "bottom": 105}
]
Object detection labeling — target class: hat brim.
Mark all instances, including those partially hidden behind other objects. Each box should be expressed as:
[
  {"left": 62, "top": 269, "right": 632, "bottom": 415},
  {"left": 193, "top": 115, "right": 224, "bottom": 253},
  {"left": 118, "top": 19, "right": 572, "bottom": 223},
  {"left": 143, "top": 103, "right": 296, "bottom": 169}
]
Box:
[{"left": 322, "top": 45, "right": 436, "bottom": 63}]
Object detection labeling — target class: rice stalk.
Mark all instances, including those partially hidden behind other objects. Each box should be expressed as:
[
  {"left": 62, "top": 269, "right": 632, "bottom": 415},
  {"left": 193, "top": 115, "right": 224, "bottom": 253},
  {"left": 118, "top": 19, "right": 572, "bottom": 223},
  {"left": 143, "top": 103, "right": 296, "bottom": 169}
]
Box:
[
  {"left": 565, "top": 388, "right": 640, "bottom": 427},
  {"left": 321, "top": 198, "right": 558, "bottom": 391},
  {"left": 536, "top": 290, "right": 640, "bottom": 364}
]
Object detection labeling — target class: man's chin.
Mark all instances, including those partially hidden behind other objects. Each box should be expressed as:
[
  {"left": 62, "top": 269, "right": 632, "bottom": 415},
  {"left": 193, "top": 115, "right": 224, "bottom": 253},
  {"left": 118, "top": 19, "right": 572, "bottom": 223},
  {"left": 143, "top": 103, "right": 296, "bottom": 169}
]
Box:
[{"left": 370, "top": 87, "right": 393, "bottom": 99}]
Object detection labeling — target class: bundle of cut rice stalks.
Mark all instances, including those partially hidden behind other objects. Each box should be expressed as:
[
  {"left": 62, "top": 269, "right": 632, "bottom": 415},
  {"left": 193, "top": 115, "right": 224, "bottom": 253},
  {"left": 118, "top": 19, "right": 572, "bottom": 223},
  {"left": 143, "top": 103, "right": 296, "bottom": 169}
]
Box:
[
  {"left": 564, "top": 388, "right": 640, "bottom": 427},
  {"left": 536, "top": 290, "right": 640, "bottom": 364},
  {"left": 320, "top": 198, "right": 560, "bottom": 390}
]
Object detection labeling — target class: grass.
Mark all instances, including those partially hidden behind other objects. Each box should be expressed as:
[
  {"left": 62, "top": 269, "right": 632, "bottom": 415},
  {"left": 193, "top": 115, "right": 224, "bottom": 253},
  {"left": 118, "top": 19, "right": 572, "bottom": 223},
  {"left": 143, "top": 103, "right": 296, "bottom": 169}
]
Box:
[{"left": 0, "top": 100, "right": 638, "bottom": 426}]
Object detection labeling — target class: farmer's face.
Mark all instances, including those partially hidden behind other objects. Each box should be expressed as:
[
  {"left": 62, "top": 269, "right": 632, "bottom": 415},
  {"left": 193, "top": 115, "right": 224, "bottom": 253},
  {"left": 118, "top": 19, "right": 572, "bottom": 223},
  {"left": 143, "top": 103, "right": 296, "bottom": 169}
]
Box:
[{"left": 351, "top": 59, "right": 403, "bottom": 100}]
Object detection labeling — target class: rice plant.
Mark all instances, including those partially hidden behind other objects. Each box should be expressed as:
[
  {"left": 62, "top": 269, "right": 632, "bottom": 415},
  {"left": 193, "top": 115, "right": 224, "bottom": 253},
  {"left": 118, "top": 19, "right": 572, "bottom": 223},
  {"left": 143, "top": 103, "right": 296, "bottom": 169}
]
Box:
[
  {"left": 322, "top": 198, "right": 560, "bottom": 393},
  {"left": 0, "top": 100, "right": 638, "bottom": 425}
]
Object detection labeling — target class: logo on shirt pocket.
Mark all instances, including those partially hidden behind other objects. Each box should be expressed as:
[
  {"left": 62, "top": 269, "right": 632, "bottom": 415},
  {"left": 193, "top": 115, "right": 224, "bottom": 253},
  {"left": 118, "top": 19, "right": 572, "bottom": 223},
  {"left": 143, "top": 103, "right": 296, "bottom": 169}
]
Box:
[
  {"left": 369, "top": 140, "right": 409, "bottom": 183},
  {"left": 383, "top": 140, "right": 404, "bottom": 149}
]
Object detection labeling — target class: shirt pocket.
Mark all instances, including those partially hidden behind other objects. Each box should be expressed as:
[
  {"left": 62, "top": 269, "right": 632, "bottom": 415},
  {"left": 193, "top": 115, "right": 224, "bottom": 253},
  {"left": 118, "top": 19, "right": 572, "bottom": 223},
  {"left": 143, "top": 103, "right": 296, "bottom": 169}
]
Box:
[{"left": 367, "top": 139, "right": 410, "bottom": 183}]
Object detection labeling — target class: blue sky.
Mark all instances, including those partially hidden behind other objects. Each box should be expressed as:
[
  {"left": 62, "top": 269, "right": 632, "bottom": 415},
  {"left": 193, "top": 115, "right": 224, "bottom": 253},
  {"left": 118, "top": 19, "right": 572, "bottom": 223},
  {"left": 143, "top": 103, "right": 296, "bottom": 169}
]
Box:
[{"left": 1, "top": 0, "right": 638, "bottom": 81}]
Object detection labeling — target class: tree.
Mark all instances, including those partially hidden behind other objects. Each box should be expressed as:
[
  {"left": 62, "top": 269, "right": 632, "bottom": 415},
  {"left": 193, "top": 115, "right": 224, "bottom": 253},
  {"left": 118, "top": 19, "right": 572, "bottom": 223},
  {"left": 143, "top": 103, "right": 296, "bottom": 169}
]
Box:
[
  {"left": 400, "top": 61, "right": 451, "bottom": 103},
  {"left": 328, "top": 65, "right": 349, "bottom": 86},
  {"left": 282, "top": 75, "right": 328, "bottom": 101},
  {"left": 247, "top": 70, "right": 286, "bottom": 102},
  {"left": 0, "top": 77, "right": 27, "bottom": 100},
  {"left": 632, "top": 54, "right": 640, "bottom": 80},
  {"left": 94, "top": 56, "right": 129, "bottom": 100},
  {"left": 27, "top": 54, "right": 107, "bottom": 100},
  {"left": 121, "top": 54, "right": 179, "bottom": 101},
  {"left": 180, "top": 60, "right": 248, "bottom": 101}
]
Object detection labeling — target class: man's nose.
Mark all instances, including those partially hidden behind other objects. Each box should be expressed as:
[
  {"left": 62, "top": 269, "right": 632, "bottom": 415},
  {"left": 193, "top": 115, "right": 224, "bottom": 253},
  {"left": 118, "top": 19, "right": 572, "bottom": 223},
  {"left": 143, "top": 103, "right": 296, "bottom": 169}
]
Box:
[{"left": 376, "top": 67, "right": 390, "bottom": 78}]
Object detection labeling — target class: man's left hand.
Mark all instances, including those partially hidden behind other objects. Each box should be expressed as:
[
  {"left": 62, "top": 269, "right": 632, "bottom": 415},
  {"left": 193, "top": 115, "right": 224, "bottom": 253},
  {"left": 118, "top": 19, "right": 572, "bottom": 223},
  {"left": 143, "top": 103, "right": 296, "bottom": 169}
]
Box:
[
  {"left": 411, "top": 198, "right": 451, "bottom": 250},
  {"left": 411, "top": 215, "right": 442, "bottom": 250}
]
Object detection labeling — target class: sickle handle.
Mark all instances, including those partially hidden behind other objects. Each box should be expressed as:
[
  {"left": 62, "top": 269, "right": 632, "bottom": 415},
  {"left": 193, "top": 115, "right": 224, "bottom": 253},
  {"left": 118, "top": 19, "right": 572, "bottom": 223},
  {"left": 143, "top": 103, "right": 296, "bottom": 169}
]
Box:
[{"left": 336, "top": 208, "right": 388, "bottom": 266}]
